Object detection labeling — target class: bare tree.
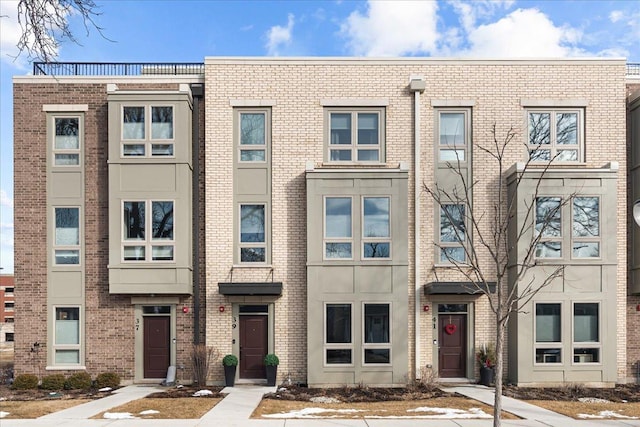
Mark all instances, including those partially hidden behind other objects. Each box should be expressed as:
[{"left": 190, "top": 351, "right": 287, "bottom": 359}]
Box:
[
  {"left": 425, "top": 124, "right": 573, "bottom": 427},
  {"left": 13, "top": 0, "right": 106, "bottom": 61}
]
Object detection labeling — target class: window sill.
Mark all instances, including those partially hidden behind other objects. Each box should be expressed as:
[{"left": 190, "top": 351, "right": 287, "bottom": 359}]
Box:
[
  {"left": 232, "top": 264, "right": 273, "bottom": 269},
  {"left": 46, "top": 366, "right": 87, "bottom": 371}
]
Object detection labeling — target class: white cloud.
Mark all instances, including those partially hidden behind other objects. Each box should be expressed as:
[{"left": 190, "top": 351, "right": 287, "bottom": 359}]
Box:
[
  {"left": 609, "top": 10, "right": 623, "bottom": 23},
  {"left": 341, "top": 0, "right": 439, "bottom": 56},
  {"left": 265, "top": 13, "right": 295, "bottom": 56},
  {"left": 448, "top": 0, "right": 514, "bottom": 33},
  {"left": 0, "top": 0, "right": 27, "bottom": 67},
  {"left": 0, "top": 190, "right": 13, "bottom": 209}
]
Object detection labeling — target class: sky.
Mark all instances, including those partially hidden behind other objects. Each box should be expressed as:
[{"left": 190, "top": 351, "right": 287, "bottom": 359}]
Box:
[{"left": 0, "top": 0, "right": 639, "bottom": 274}]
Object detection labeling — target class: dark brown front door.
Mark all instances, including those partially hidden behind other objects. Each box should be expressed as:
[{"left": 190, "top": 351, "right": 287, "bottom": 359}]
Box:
[
  {"left": 239, "top": 315, "right": 268, "bottom": 379},
  {"left": 144, "top": 316, "right": 170, "bottom": 378},
  {"left": 438, "top": 313, "right": 467, "bottom": 377}
]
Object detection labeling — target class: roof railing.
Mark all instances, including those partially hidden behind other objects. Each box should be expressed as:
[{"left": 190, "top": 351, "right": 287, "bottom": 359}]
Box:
[
  {"left": 33, "top": 62, "right": 205, "bottom": 76},
  {"left": 628, "top": 63, "right": 640, "bottom": 76}
]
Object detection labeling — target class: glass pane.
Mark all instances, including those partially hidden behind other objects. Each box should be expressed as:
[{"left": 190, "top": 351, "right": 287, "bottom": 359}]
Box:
[
  {"left": 55, "top": 249, "right": 79, "bottom": 265},
  {"left": 357, "top": 113, "right": 378, "bottom": 145},
  {"left": 574, "top": 348, "right": 599, "bottom": 363},
  {"left": 55, "top": 350, "right": 80, "bottom": 364},
  {"left": 536, "top": 303, "right": 561, "bottom": 342},
  {"left": 123, "top": 246, "right": 145, "bottom": 261},
  {"left": 326, "top": 304, "right": 351, "bottom": 343},
  {"left": 440, "top": 247, "right": 465, "bottom": 263},
  {"left": 240, "top": 205, "right": 265, "bottom": 242},
  {"left": 325, "top": 198, "right": 351, "bottom": 238},
  {"left": 364, "top": 304, "right": 389, "bottom": 343},
  {"left": 240, "top": 247, "right": 266, "bottom": 262},
  {"left": 55, "top": 208, "right": 79, "bottom": 245},
  {"left": 151, "top": 106, "right": 173, "bottom": 139},
  {"left": 123, "top": 144, "right": 145, "bottom": 156},
  {"left": 536, "top": 242, "right": 561, "bottom": 258},
  {"left": 152, "top": 201, "right": 174, "bottom": 239},
  {"left": 363, "top": 198, "right": 389, "bottom": 238},
  {"left": 240, "top": 113, "right": 265, "bottom": 145},
  {"left": 438, "top": 304, "right": 468, "bottom": 313},
  {"left": 357, "top": 149, "right": 379, "bottom": 161},
  {"left": 529, "top": 149, "right": 550, "bottom": 161},
  {"left": 535, "top": 348, "right": 561, "bottom": 363},
  {"left": 364, "top": 349, "right": 390, "bottom": 364},
  {"left": 557, "top": 150, "right": 577, "bottom": 161},
  {"left": 152, "top": 245, "right": 174, "bottom": 261},
  {"left": 124, "top": 202, "right": 145, "bottom": 239},
  {"left": 326, "top": 242, "right": 352, "bottom": 258},
  {"left": 123, "top": 107, "right": 145, "bottom": 139},
  {"left": 152, "top": 144, "right": 174, "bottom": 156},
  {"left": 239, "top": 305, "right": 269, "bottom": 314},
  {"left": 364, "top": 242, "right": 390, "bottom": 258},
  {"left": 330, "top": 150, "right": 352, "bottom": 161},
  {"left": 326, "top": 349, "right": 351, "bottom": 364},
  {"left": 440, "top": 149, "right": 465, "bottom": 161},
  {"left": 573, "top": 197, "right": 599, "bottom": 237},
  {"left": 440, "top": 204, "right": 465, "bottom": 243},
  {"left": 536, "top": 197, "right": 561, "bottom": 237},
  {"left": 529, "top": 113, "right": 550, "bottom": 145},
  {"left": 55, "top": 308, "right": 79, "bottom": 344},
  {"left": 55, "top": 118, "right": 79, "bottom": 149},
  {"left": 330, "top": 113, "right": 351, "bottom": 145},
  {"left": 573, "top": 242, "right": 599, "bottom": 258},
  {"left": 574, "top": 303, "right": 598, "bottom": 342},
  {"left": 556, "top": 113, "right": 577, "bottom": 145},
  {"left": 440, "top": 113, "right": 465, "bottom": 145},
  {"left": 55, "top": 154, "right": 79, "bottom": 165},
  {"left": 241, "top": 149, "right": 266, "bottom": 161}
]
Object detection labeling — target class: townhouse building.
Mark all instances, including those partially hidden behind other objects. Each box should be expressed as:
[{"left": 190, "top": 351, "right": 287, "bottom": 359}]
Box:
[{"left": 12, "top": 58, "right": 639, "bottom": 387}]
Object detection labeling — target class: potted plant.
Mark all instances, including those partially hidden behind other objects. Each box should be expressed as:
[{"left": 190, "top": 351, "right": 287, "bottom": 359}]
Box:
[
  {"left": 222, "top": 354, "right": 238, "bottom": 387},
  {"left": 477, "top": 343, "right": 496, "bottom": 386},
  {"left": 264, "top": 353, "right": 279, "bottom": 386}
]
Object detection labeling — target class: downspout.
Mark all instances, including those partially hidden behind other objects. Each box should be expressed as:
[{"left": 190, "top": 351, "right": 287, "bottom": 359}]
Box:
[
  {"left": 190, "top": 83, "right": 204, "bottom": 344},
  {"left": 409, "top": 76, "right": 426, "bottom": 378}
]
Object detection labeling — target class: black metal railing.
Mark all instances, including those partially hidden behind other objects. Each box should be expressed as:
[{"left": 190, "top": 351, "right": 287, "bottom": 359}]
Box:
[
  {"left": 628, "top": 63, "right": 640, "bottom": 76},
  {"left": 33, "top": 62, "right": 204, "bottom": 76}
]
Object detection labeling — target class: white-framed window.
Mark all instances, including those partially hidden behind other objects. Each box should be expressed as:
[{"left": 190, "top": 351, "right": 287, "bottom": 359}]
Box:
[
  {"left": 527, "top": 109, "right": 582, "bottom": 162},
  {"left": 238, "top": 111, "right": 267, "bottom": 162},
  {"left": 122, "top": 105, "right": 174, "bottom": 157},
  {"left": 53, "top": 116, "right": 82, "bottom": 166},
  {"left": 362, "top": 197, "right": 390, "bottom": 259},
  {"left": 326, "top": 108, "right": 385, "bottom": 163},
  {"left": 437, "top": 109, "right": 470, "bottom": 162},
  {"left": 573, "top": 302, "right": 600, "bottom": 364},
  {"left": 572, "top": 197, "right": 600, "bottom": 258},
  {"left": 324, "top": 197, "right": 353, "bottom": 259},
  {"left": 325, "top": 303, "right": 353, "bottom": 365},
  {"left": 239, "top": 203, "right": 266, "bottom": 263},
  {"left": 535, "top": 197, "right": 562, "bottom": 258},
  {"left": 534, "top": 303, "right": 562, "bottom": 364},
  {"left": 122, "top": 200, "right": 174, "bottom": 262},
  {"left": 53, "top": 306, "right": 81, "bottom": 366},
  {"left": 54, "top": 207, "right": 80, "bottom": 265},
  {"left": 363, "top": 303, "right": 391, "bottom": 365},
  {"left": 439, "top": 203, "right": 466, "bottom": 263}
]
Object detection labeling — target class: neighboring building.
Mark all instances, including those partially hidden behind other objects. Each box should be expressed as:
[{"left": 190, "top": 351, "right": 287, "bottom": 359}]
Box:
[
  {"left": 0, "top": 275, "right": 15, "bottom": 346},
  {"left": 12, "top": 58, "right": 639, "bottom": 387}
]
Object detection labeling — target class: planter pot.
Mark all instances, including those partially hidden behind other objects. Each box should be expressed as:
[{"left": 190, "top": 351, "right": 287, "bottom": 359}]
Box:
[
  {"left": 479, "top": 366, "right": 494, "bottom": 386},
  {"left": 224, "top": 365, "right": 236, "bottom": 387},
  {"left": 266, "top": 365, "right": 278, "bottom": 386}
]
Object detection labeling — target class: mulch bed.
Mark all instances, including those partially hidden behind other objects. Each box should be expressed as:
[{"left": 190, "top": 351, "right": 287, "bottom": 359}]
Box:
[
  {"left": 0, "top": 385, "right": 117, "bottom": 401},
  {"left": 264, "top": 383, "right": 450, "bottom": 402},
  {"left": 146, "top": 385, "right": 224, "bottom": 399},
  {"left": 502, "top": 384, "right": 640, "bottom": 403}
]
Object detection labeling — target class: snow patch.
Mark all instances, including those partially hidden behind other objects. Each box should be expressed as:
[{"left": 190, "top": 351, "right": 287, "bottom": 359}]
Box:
[
  {"left": 0, "top": 411, "right": 10, "bottom": 418},
  {"left": 310, "top": 396, "right": 341, "bottom": 403},
  {"left": 139, "top": 409, "right": 160, "bottom": 415},
  {"left": 98, "top": 387, "right": 112, "bottom": 392},
  {"left": 193, "top": 389, "right": 213, "bottom": 397},
  {"left": 578, "top": 397, "right": 611, "bottom": 404},
  {"left": 262, "top": 407, "right": 366, "bottom": 419},
  {"left": 103, "top": 412, "right": 137, "bottom": 419},
  {"left": 578, "top": 410, "right": 638, "bottom": 420}
]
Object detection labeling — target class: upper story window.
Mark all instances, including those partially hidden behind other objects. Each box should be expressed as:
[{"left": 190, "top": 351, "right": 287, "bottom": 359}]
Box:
[
  {"left": 54, "top": 207, "right": 80, "bottom": 265},
  {"left": 239, "top": 112, "right": 267, "bottom": 162},
  {"left": 122, "top": 105, "right": 174, "bottom": 157},
  {"left": 324, "top": 197, "right": 353, "bottom": 259},
  {"left": 123, "top": 200, "right": 174, "bottom": 262},
  {"left": 438, "top": 110, "right": 470, "bottom": 162},
  {"left": 326, "top": 108, "right": 385, "bottom": 163},
  {"left": 528, "top": 109, "right": 582, "bottom": 162},
  {"left": 53, "top": 117, "right": 81, "bottom": 166},
  {"left": 439, "top": 204, "right": 466, "bottom": 263},
  {"left": 239, "top": 204, "right": 266, "bottom": 263},
  {"left": 362, "top": 197, "right": 390, "bottom": 259},
  {"left": 572, "top": 197, "right": 600, "bottom": 258},
  {"left": 535, "top": 197, "right": 562, "bottom": 258}
]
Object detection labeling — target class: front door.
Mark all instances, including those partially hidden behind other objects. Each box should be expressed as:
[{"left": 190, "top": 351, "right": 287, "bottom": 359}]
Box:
[
  {"left": 239, "top": 315, "right": 268, "bottom": 379},
  {"left": 438, "top": 313, "right": 467, "bottom": 377},
  {"left": 143, "top": 316, "right": 170, "bottom": 378}
]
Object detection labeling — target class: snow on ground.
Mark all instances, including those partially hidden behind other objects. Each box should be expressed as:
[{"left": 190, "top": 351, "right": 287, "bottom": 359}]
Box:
[
  {"left": 578, "top": 397, "right": 611, "bottom": 404},
  {"left": 139, "top": 410, "right": 160, "bottom": 415},
  {"left": 193, "top": 389, "right": 213, "bottom": 397},
  {"left": 262, "top": 407, "right": 367, "bottom": 419},
  {"left": 262, "top": 406, "right": 492, "bottom": 419},
  {"left": 578, "top": 410, "right": 639, "bottom": 420},
  {"left": 0, "top": 411, "right": 9, "bottom": 418},
  {"left": 98, "top": 387, "right": 112, "bottom": 392},
  {"left": 103, "top": 412, "right": 138, "bottom": 419}
]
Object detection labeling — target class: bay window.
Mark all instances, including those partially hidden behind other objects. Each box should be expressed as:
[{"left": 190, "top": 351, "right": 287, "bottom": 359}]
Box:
[
  {"left": 123, "top": 200, "right": 174, "bottom": 262},
  {"left": 122, "top": 105, "right": 174, "bottom": 157}
]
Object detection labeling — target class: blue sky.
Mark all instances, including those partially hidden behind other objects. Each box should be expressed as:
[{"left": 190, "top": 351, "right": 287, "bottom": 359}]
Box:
[{"left": 0, "top": 0, "right": 639, "bottom": 273}]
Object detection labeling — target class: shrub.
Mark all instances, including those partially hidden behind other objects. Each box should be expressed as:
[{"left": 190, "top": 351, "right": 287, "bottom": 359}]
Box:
[
  {"left": 222, "top": 354, "right": 238, "bottom": 366},
  {"left": 192, "top": 344, "right": 219, "bottom": 385},
  {"left": 95, "top": 372, "right": 120, "bottom": 389},
  {"left": 65, "top": 372, "right": 92, "bottom": 390},
  {"left": 264, "top": 353, "right": 279, "bottom": 366},
  {"left": 12, "top": 373, "right": 39, "bottom": 390},
  {"left": 41, "top": 374, "right": 66, "bottom": 390}
]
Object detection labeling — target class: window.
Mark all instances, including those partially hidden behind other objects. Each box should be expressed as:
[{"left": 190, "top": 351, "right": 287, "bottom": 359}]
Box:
[
  {"left": 573, "top": 303, "right": 600, "bottom": 363},
  {"left": 5, "top": 333, "right": 14, "bottom": 342},
  {"left": 123, "top": 201, "right": 174, "bottom": 262},
  {"left": 54, "top": 307, "right": 81, "bottom": 365},
  {"left": 54, "top": 207, "right": 80, "bottom": 265},
  {"left": 535, "top": 303, "right": 562, "bottom": 364},
  {"left": 4, "top": 287, "right": 14, "bottom": 295},
  {"left": 5, "top": 317, "right": 13, "bottom": 323},
  {"left": 324, "top": 197, "right": 353, "bottom": 259},
  {"left": 439, "top": 204, "right": 466, "bottom": 263},
  {"left": 572, "top": 197, "right": 600, "bottom": 258},
  {"left": 239, "top": 204, "right": 266, "bottom": 263},
  {"left": 362, "top": 197, "right": 390, "bottom": 258},
  {"left": 363, "top": 303, "right": 391, "bottom": 364},
  {"left": 528, "top": 109, "right": 582, "bottom": 162},
  {"left": 535, "top": 197, "right": 562, "bottom": 258},
  {"left": 239, "top": 112, "right": 266, "bottom": 162},
  {"left": 53, "top": 117, "right": 81, "bottom": 166},
  {"left": 122, "top": 105, "right": 174, "bottom": 157},
  {"left": 438, "top": 110, "right": 469, "bottom": 162},
  {"left": 325, "top": 303, "right": 352, "bottom": 365},
  {"left": 326, "top": 108, "right": 384, "bottom": 162},
  {"left": 4, "top": 302, "right": 14, "bottom": 310}
]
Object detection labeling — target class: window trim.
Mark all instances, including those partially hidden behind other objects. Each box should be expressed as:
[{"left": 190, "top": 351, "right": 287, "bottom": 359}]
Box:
[
  {"left": 121, "top": 104, "right": 176, "bottom": 158},
  {"left": 361, "top": 196, "right": 391, "bottom": 260},
  {"left": 53, "top": 206, "right": 81, "bottom": 266},
  {"left": 572, "top": 302, "right": 601, "bottom": 365},
  {"left": 121, "top": 200, "right": 175, "bottom": 263},
  {"left": 52, "top": 306, "right": 83, "bottom": 367},
  {"left": 526, "top": 108, "right": 584, "bottom": 163},
  {"left": 571, "top": 196, "right": 601, "bottom": 260},
  {"left": 534, "top": 302, "right": 563, "bottom": 365},
  {"left": 52, "top": 115, "right": 83, "bottom": 167},
  {"left": 324, "top": 107, "right": 386, "bottom": 164},
  {"left": 362, "top": 302, "right": 392, "bottom": 366},
  {"left": 534, "top": 196, "right": 563, "bottom": 259},
  {"left": 438, "top": 203, "right": 467, "bottom": 265},
  {"left": 238, "top": 202, "right": 268, "bottom": 264},
  {"left": 323, "top": 196, "right": 354, "bottom": 261},
  {"left": 324, "top": 302, "right": 354, "bottom": 367},
  {"left": 436, "top": 109, "right": 471, "bottom": 163},
  {"left": 236, "top": 109, "right": 269, "bottom": 163}
]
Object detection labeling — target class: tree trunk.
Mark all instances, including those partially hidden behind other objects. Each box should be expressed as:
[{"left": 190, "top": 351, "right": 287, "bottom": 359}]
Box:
[{"left": 493, "top": 312, "right": 507, "bottom": 427}]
